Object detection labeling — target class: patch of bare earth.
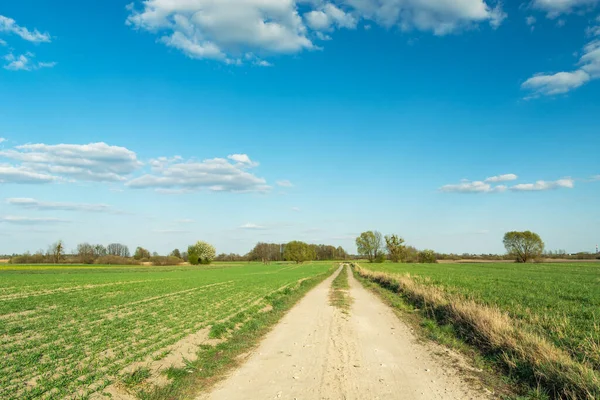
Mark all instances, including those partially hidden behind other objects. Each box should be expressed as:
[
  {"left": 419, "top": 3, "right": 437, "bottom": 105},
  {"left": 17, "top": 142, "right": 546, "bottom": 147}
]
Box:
[{"left": 91, "top": 327, "right": 224, "bottom": 399}]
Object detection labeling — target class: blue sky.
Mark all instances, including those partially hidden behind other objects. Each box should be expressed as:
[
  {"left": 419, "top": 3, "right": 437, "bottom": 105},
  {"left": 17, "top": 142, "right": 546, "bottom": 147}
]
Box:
[{"left": 0, "top": 0, "right": 599, "bottom": 256}]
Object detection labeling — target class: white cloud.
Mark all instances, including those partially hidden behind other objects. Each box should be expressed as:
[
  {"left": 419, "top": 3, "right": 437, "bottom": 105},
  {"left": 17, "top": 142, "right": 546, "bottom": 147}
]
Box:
[
  {"left": 0, "top": 142, "right": 142, "bottom": 182},
  {"left": 0, "top": 38, "right": 6, "bottom": 46},
  {"left": 531, "top": 0, "right": 598, "bottom": 18},
  {"left": 305, "top": 3, "right": 357, "bottom": 31},
  {"left": 276, "top": 179, "right": 294, "bottom": 187},
  {"left": 511, "top": 178, "right": 574, "bottom": 191},
  {"left": 175, "top": 218, "right": 195, "bottom": 223},
  {"left": 0, "top": 138, "right": 6, "bottom": 144},
  {"left": 440, "top": 180, "right": 506, "bottom": 193},
  {"left": 441, "top": 175, "right": 575, "bottom": 193},
  {"left": 0, "top": 216, "right": 70, "bottom": 224},
  {"left": 343, "top": 0, "right": 506, "bottom": 35},
  {"left": 239, "top": 223, "right": 266, "bottom": 230},
  {"left": 291, "top": 206, "right": 301, "bottom": 212},
  {"left": 126, "top": 0, "right": 505, "bottom": 63},
  {"left": 484, "top": 173, "right": 518, "bottom": 183},
  {"left": 127, "top": 0, "right": 314, "bottom": 64},
  {"left": 522, "top": 39, "right": 600, "bottom": 97},
  {"left": 255, "top": 60, "right": 273, "bottom": 67},
  {"left": 5, "top": 198, "right": 116, "bottom": 213},
  {"left": 3, "top": 53, "right": 56, "bottom": 71},
  {"left": 0, "top": 164, "right": 56, "bottom": 184},
  {"left": 526, "top": 16, "right": 536, "bottom": 25},
  {"left": 127, "top": 155, "right": 270, "bottom": 192},
  {"left": 227, "top": 154, "right": 259, "bottom": 167},
  {"left": 0, "top": 15, "right": 51, "bottom": 43}
]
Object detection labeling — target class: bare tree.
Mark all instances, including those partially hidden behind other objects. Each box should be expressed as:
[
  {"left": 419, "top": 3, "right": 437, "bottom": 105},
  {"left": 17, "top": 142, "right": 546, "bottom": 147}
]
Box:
[
  {"left": 49, "top": 240, "right": 65, "bottom": 264},
  {"left": 107, "top": 243, "right": 130, "bottom": 258}
]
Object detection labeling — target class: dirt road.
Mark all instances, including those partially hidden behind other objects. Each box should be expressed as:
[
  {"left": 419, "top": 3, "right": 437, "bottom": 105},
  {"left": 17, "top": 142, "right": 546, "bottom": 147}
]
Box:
[{"left": 201, "top": 266, "right": 488, "bottom": 400}]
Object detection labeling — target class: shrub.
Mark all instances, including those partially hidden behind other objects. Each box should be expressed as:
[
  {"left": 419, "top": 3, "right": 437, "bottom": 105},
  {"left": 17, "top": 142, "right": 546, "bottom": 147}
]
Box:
[
  {"left": 94, "top": 256, "right": 140, "bottom": 265},
  {"left": 150, "top": 256, "right": 182, "bottom": 266},
  {"left": 417, "top": 249, "right": 437, "bottom": 263},
  {"left": 374, "top": 253, "right": 387, "bottom": 263}
]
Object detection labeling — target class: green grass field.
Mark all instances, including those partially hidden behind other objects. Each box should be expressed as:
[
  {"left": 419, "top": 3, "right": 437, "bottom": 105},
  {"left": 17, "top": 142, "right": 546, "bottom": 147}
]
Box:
[
  {"left": 0, "top": 262, "right": 333, "bottom": 399},
  {"left": 360, "top": 262, "right": 600, "bottom": 372}
]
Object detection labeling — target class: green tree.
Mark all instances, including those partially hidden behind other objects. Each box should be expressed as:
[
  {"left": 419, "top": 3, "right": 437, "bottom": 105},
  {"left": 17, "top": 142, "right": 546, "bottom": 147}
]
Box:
[
  {"left": 385, "top": 234, "right": 406, "bottom": 263},
  {"left": 133, "top": 247, "right": 151, "bottom": 260},
  {"left": 355, "top": 231, "right": 383, "bottom": 263},
  {"left": 170, "top": 249, "right": 182, "bottom": 259},
  {"left": 417, "top": 249, "right": 437, "bottom": 263},
  {"left": 188, "top": 241, "right": 216, "bottom": 265},
  {"left": 284, "top": 241, "right": 315, "bottom": 264},
  {"left": 503, "top": 231, "right": 544, "bottom": 263}
]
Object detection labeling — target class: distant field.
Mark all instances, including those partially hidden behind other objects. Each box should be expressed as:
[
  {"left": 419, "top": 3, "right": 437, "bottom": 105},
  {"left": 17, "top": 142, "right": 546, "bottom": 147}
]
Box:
[
  {"left": 0, "top": 262, "right": 333, "bottom": 399},
  {"left": 360, "top": 262, "right": 600, "bottom": 371}
]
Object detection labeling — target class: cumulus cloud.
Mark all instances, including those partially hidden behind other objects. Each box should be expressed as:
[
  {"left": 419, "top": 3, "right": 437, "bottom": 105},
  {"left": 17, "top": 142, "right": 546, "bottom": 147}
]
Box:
[
  {"left": 276, "top": 179, "right": 294, "bottom": 187},
  {"left": 0, "top": 38, "right": 6, "bottom": 46},
  {"left": 227, "top": 153, "right": 259, "bottom": 167},
  {"left": 0, "top": 216, "right": 70, "bottom": 224},
  {"left": 0, "top": 138, "right": 6, "bottom": 144},
  {"left": 343, "top": 0, "right": 506, "bottom": 35},
  {"left": 484, "top": 173, "right": 518, "bottom": 182},
  {"left": 0, "top": 164, "right": 56, "bottom": 184},
  {"left": 305, "top": 3, "right": 357, "bottom": 31},
  {"left": 511, "top": 178, "right": 574, "bottom": 191},
  {"left": 3, "top": 53, "right": 56, "bottom": 71},
  {"left": 523, "top": 19, "right": 600, "bottom": 97},
  {"left": 126, "top": 0, "right": 505, "bottom": 63},
  {"left": 127, "top": 0, "right": 314, "bottom": 64},
  {"left": 127, "top": 154, "right": 270, "bottom": 193},
  {"left": 0, "top": 15, "right": 51, "bottom": 43},
  {"left": 531, "top": 0, "right": 598, "bottom": 18},
  {"left": 5, "top": 198, "right": 117, "bottom": 213},
  {"left": 0, "top": 142, "right": 142, "bottom": 182}
]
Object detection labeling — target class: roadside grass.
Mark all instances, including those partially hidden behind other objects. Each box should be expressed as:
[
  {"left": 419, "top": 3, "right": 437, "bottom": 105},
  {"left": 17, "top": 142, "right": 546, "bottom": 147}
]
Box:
[
  {"left": 353, "top": 263, "right": 600, "bottom": 400},
  {"left": 330, "top": 265, "right": 352, "bottom": 312},
  {"left": 0, "top": 262, "right": 334, "bottom": 399}
]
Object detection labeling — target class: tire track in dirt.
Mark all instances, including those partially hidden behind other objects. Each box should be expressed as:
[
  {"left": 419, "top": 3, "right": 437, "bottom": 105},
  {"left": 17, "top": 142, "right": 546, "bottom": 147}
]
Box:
[{"left": 201, "top": 266, "right": 490, "bottom": 400}]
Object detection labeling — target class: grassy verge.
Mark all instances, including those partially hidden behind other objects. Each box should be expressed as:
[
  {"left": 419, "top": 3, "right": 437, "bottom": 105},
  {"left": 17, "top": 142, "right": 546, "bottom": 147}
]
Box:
[
  {"left": 352, "top": 264, "right": 600, "bottom": 400},
  {"left": 330, "top": 264, "right": 351, "bottom": 312},
  {"left": 137, "top": 265, "right": 336, "bottom": 400}
]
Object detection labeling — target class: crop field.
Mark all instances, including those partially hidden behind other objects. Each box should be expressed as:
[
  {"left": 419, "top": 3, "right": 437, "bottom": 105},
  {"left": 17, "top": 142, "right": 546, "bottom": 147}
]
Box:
[
  {"left": 359, "top": 262, "right": 600, "bottom": 373},
  {"left": 0, "top": 262, "right": 332, "bottom": 399}
]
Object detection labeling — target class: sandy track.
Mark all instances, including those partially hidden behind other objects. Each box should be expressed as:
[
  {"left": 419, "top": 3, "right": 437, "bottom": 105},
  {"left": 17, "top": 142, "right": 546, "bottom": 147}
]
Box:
[{"left": 201, "top": 266, "right": 488, "bottom": 400}]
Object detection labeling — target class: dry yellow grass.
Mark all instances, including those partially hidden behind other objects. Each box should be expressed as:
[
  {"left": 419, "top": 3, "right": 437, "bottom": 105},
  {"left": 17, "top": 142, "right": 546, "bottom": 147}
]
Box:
[{"left": 354, "top": 265, "right": 600, "bottom": 400}]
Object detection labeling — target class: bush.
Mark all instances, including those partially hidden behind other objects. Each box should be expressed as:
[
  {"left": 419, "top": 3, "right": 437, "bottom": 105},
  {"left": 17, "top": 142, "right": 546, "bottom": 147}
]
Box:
[
  {"left": 94, "top": 256, "right": 140, "bottom": 265},
  {"left": 150, "top": 256, "right": 182, "bottom": 266},
  {"left": 417, "top": 249, "right": 437, "bottom": 263},
  {"left": 374, "top": 253, "right": 387, "bottom": 263}
]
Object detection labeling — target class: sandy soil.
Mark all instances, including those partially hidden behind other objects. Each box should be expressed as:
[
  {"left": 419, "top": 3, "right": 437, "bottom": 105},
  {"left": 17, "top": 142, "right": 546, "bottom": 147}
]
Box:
[{"left": 201, "top": 266, "right": 489, "bottom": 400}]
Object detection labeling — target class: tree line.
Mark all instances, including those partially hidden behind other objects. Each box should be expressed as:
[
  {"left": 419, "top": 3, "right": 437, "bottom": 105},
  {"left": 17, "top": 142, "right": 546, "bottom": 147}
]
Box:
[{"left": 6, "top": 229, "right": 596, "bottom": 265}]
